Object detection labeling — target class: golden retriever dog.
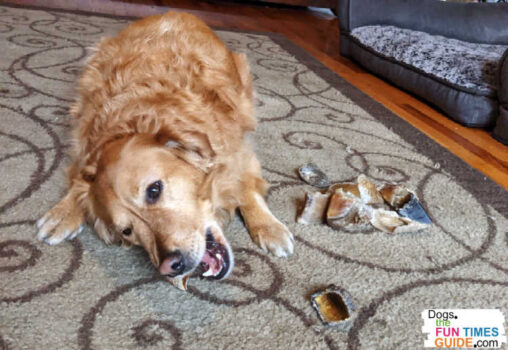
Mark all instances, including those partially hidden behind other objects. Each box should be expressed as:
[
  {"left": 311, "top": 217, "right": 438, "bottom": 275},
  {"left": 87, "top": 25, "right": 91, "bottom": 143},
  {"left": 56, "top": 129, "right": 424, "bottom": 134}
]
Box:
[{"left": 36, "top": 12, "right": 294, "bottom": 288}]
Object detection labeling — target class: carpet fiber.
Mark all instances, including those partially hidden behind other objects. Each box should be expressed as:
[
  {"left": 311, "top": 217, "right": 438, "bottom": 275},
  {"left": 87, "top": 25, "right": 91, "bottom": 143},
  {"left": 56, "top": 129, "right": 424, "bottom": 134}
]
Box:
[{"left": 1, "top": 4, "right": 507, "bottom": 350}]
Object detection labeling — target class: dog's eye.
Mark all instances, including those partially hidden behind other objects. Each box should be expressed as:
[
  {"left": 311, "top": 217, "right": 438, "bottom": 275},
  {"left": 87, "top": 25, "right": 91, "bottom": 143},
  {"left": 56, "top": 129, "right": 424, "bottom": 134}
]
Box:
[
  {"left": 122, "top": 228, "right": 132, "bottom": 236},
  {"left": 146, "top": 180, "right": 162, "bottom": 204}
]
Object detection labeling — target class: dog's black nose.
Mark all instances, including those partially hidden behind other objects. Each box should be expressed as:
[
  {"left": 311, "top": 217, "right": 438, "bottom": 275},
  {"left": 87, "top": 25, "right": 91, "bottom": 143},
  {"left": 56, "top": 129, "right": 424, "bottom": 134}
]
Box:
[{"left": 160, "top": 250, "right": 185, "bottom": 276}]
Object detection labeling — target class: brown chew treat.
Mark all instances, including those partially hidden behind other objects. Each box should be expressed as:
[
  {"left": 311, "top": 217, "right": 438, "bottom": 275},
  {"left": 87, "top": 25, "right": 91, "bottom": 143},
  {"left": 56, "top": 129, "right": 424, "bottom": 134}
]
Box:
[
  {"left": 313, "top": 293, "right": 349, "bottom": 322},
  {"left": 328, "top": 183, "right": 360, "bottom": 198},
  {"left": 297, "top": 192, "right": 330, "bottom": 225},
  {"left": 380, "top": 184, "right": 432, "bottom": 224},
  {"left": 168, "top": 276, "right": 189, "bottom": 290},
  {"left": 370, "top": 209, "right": 407, "bottom": 233},
  {"left": 296, "top": 170, "right": 431, "bottom": 234},
  {"left": 311, "top": 285, "right": 356, "bottom": 330},
  {"left": 379, "top": 184, "right": 411, "bottom": 208},
  {"left": 327, "top": 192, "right": 355, "bottom": 219},
  {"left": 357, "top": 174, "right": 384, "bottom": 204},
  {"left": 371, "top": 209, "right": 429, "bottom": 234},
  {"left": 326, "top": 190, "right": 371, "bottom": 231},
  {"left": 326, "top": 191, "right": 355, "bottom": 229}
]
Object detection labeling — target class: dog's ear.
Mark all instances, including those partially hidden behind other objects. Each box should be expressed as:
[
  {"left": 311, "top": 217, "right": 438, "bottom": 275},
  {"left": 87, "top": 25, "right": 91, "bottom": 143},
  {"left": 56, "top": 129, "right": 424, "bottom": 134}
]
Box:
[
  {"left": 155, "top": 128, "right": 215, "bottom": 173},
  {"left": 69, "top": 155, "right": 118, "bottom": 244},
  {"left": 196, "top": 51, "right": 256, "bottom": 133},
  {"left": 220, "top": 52, "right": 256, "bottom": 132},
  {"left": 232, "top": 52, "right": 253, "bottom": 98}
]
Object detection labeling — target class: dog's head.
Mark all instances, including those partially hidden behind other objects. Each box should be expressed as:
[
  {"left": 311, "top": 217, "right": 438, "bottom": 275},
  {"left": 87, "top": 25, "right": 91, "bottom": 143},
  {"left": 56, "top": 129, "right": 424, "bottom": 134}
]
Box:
[{"left": 85, "top": 133, "right": 234, "bottom": 286}]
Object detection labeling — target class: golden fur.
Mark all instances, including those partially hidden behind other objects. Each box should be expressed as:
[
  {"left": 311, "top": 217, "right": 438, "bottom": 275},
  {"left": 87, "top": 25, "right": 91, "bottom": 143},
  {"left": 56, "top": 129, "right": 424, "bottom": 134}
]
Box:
[{"left": 37, "top": 12, "right": 294, "bottom": 281}]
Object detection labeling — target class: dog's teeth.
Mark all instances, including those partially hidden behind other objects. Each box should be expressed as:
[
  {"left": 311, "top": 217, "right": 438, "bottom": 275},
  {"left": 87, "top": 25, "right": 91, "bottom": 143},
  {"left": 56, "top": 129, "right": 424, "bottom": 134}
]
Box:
[
  {"left": 202, "top": 268, "right": 214, "bottom": 277},
  {"left": 215, "top": 253, "right": 222, "bottom": 260}
]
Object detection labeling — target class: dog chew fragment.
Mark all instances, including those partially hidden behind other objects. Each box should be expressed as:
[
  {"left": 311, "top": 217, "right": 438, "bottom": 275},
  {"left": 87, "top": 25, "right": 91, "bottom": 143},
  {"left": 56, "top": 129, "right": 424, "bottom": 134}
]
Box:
[
  {"left": 380, "top": 184, "right": 432, "bottom": 224},
  {"left": 371, "top": 209, "right": 429, "bottom": 234},
  {"left": 311, "top": 285, "right": 355, "bottom": 330},
  {"left": 298, "top": 163, "right": 330, "bottom": 188},
  {"left": 370, "top": 209, "right": 406, "bottom": 234},
  {"left": 297, "top": 192, "right": 330, "bottom": 225},
  {"left": 296, "top": 170, "right": 432, "bottom": 234},
  {"left": 379, "top": 184, "right": 411, "bottom": 208},
  {"left": 397, "top": 194, "right": 432, "bottom": 224},
  {"left": 357, "top": 174, "right": 384, "bottom": 204},
  {"left": 168, "top": 276, "right": 189, "bottom": 291},
  {"left": 327, "top": 191, "right": 355, "bottom": 220},
  {"left": 328, "top": 183, "right": 360, "bottom": 198},
  {"left": 326, "top": 190, "right": 371, "bottom": 231}
]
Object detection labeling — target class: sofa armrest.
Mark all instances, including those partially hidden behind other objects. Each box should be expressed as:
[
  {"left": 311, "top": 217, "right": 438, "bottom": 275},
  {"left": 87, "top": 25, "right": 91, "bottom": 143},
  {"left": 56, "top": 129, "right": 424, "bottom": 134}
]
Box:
[
  {"left": 493, "top": 49, "right": 508, "bottom": 144},
  {"left": 499, "top": 48, "right": 508, "bottom": 108},
  {"left": 492, "top": 48, "right": 508, "bottom": 144},
  {"left": 337, "top": 0, "right": 508, "bottom": 44}
]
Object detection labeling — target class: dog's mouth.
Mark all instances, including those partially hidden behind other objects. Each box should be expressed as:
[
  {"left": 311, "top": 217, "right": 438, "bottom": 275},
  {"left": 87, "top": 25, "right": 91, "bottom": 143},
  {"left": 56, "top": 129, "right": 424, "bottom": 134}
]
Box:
[
  {"left": 195, "top": 231, "right": 230, "bottom": 280},
  {"left": 165, "top": 229, "right": 232, "bottom": 290}
]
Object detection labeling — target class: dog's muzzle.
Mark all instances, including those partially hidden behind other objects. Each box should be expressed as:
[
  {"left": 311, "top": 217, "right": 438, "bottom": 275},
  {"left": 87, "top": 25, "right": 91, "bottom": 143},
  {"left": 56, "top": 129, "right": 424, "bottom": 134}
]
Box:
[{"left": 160, "top": 229, "right": 232, "bottom": 282}]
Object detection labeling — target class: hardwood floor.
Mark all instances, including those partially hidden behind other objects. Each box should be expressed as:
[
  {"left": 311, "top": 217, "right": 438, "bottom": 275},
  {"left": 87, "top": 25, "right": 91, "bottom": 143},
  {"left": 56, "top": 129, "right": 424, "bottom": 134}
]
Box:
[{"left": 6, "top": 0, "right": 508, "bottom": 190}]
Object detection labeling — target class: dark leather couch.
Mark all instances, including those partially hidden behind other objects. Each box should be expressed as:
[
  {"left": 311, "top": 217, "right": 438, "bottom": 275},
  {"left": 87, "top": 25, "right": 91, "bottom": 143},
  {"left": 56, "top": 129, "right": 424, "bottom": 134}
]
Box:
[{"left": 338, "top": 0, "right": 508, "bottom": 144}]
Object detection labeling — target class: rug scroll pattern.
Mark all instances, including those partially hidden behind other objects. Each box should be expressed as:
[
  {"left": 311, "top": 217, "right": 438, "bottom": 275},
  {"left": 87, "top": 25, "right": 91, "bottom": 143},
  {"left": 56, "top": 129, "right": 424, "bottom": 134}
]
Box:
[{"left": 0, "top": 5, "right": 507, "bottom": 350}]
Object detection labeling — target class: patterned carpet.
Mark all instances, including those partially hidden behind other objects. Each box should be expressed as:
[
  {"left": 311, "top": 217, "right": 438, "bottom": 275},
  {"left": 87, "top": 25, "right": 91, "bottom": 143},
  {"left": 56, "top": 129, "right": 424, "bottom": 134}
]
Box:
[{"left": 1, "top": 4, "right": 507, "bottom": 350}]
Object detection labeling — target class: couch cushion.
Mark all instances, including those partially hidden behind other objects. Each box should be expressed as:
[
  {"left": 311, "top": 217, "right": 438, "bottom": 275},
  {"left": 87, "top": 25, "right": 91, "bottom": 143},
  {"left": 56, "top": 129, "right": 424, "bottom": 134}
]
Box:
[
  {"left": 350, "top": 25, "right": 507, "bottom": 96},
  {"left": 341, "top": 35, "right": 498, "bottom": 128}
]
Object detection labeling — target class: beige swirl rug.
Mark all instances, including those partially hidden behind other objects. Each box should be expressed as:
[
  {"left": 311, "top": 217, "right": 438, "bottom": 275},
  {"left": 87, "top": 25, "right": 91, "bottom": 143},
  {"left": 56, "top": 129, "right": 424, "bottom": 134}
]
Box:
[{"left": 1, "top": 4, "right": 507, "bottom": 350}]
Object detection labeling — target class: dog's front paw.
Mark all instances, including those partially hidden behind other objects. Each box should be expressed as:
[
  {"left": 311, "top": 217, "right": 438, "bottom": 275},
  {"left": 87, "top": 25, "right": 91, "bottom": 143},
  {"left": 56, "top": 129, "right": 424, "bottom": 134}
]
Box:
[
  {"left": 250, "top": 222, "right": 294, "bottom": 258},
  {"left": 37, "top": 197, "right": 84, "bottom": 245}
]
